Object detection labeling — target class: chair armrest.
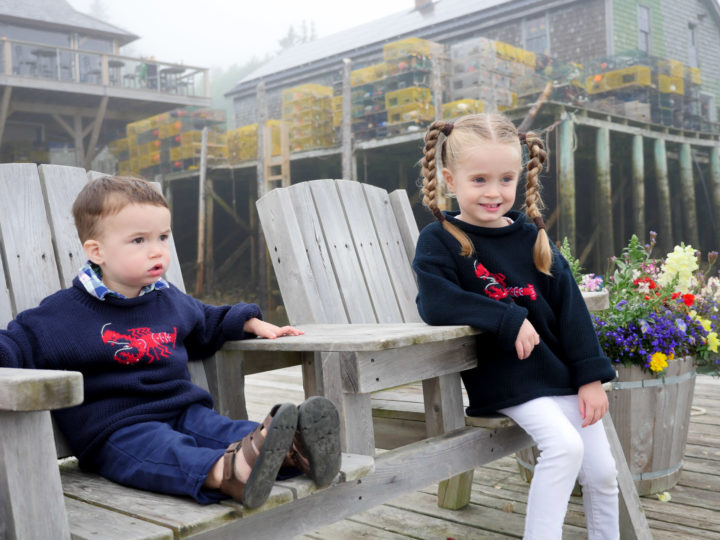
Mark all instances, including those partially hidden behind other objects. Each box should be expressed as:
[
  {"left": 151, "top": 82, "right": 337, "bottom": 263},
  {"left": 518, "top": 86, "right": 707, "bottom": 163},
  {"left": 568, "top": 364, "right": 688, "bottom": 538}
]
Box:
[{"left": 0, "top": 367, "right": 83, "bottom": 411}]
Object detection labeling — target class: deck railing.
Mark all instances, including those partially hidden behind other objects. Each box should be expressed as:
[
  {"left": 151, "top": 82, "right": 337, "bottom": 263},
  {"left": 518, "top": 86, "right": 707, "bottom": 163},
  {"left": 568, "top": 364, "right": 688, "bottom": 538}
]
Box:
[{"left": 0, "top": 37, "right": 209, "bottom": 98}]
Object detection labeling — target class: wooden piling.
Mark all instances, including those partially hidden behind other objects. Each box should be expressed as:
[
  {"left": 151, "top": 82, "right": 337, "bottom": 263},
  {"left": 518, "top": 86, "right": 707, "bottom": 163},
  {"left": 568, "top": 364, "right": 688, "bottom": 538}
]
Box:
[
  {"left": 256, "top": 82, "right": 268, "bottom": 308},
  {"left": 631, "top": 135, "right": 645, "bottom": 242},
  {"left": 711, "top": 146, "right": 720, "bottom": 248},
  {"left": 558, "top": 114, "right": 575, "bottom": 252},
  {"left": 653, "top": 138, "right": 673, "bottom": 252},
  {"left": 596, "top": 127, "right": 614, "bottom": 267},
  {"left": 679, "top": 143, "right": 699, "bottom": 248},
  {"left": 341, "top": 58, "right": 352, "bottom": 180},
  {"left": 194, "top": 127, "right": 208, "bottom": 297}
]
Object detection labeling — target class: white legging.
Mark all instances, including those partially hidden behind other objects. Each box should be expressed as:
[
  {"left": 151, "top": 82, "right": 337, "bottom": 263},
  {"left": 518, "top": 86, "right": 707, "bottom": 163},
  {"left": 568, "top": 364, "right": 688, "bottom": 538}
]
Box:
[{"left": 500, "top": 395, "right": 619, "bottom": 540}]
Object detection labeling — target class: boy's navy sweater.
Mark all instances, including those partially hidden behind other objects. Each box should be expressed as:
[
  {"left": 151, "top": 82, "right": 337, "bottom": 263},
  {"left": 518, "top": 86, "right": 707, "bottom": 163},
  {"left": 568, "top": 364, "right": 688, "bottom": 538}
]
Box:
[
  {"left": 0, "top": 278, "right": 261, "bottom": 466},
  {"left": 413, "top": 211, "right": 615, "bottom": 415}
]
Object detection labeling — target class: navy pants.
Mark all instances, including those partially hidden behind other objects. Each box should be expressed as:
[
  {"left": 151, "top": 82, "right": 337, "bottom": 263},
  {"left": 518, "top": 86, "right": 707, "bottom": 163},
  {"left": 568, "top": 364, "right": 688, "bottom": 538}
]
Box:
[{"left": 94, "top": 404, "right": 258, "bottom": 503}]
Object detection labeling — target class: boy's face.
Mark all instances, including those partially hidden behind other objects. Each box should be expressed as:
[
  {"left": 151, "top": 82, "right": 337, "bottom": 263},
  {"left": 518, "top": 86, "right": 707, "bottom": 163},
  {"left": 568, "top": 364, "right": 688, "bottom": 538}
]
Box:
[{"left": 83, "top": 203, "right": 172, "bottom": 298}]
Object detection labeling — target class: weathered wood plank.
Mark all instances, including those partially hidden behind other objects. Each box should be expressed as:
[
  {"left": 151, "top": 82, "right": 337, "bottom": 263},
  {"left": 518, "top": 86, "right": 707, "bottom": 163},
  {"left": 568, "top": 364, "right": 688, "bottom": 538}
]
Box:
[
  {"left": 0, "top": 240, "right": 13, "bottom": 327},
  {"left": 38, "top": 165, "right": 88, "bottom": 287},
  {"left": 0, "top": 367, "right": 82, "bottom": 411},
  {"left": 192, "top": 425, "right": 534, "bottom": 539},
  {"left": 333, "top": 179, "right": 403, "bottom": 322},
  {"left": 362, "top": 184, "right": 420, "bottom": 323},
  {"left": 0, "top": 410, "right": 70, "bottom": 539},
  {"left": 0, "top": 163, "right": 62, "bottom": 313},
  {"left": 65, "top": 497, "right": 174, "bottom": 540}
]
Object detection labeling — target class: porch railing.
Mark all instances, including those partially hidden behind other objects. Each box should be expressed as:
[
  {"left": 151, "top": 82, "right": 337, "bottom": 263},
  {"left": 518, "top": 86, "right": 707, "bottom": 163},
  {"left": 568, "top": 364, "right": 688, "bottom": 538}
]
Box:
[{"left": 0, "top": 37, "right": 209, "bottom": 98}]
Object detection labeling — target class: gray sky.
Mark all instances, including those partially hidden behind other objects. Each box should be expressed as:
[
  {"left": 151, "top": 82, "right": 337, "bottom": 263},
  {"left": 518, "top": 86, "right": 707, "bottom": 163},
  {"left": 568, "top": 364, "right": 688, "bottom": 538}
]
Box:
[{"left": 67, "top": 0, "right": 406, "bottom": 69}]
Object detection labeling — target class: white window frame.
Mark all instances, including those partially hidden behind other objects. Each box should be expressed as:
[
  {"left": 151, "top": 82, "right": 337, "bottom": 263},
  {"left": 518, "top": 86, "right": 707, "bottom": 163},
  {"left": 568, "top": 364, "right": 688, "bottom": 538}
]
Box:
[{"left": 688, "top": 23, "right": 698, "bottom": 68}]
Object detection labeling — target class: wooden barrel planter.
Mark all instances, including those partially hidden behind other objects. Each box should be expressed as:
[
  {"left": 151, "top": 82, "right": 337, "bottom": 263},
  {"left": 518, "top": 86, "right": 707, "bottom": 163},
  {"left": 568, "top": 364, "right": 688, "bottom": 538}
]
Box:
[{"left": 607, "top": 355, "right": 697, "bottom": 495}]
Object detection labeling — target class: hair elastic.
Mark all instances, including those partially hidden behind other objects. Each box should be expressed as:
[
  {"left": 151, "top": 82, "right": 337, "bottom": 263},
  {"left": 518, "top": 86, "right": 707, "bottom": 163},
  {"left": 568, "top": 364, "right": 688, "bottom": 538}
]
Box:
[
  {"left": 533, "top": 216, "right": 546, "bottom": 230},
  {"left": 518, "top": 132, "right": 527, "bottom": 143},
  {"left": 431, "top": 207, "right": 445, "bottom": 222},
  {"left": 441, "top": 122, "right": 454, "bottom": 136}
]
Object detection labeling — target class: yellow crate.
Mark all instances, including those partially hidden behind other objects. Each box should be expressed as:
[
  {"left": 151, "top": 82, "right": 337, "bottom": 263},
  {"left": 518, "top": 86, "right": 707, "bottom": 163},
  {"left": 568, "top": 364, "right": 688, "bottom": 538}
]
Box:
[
  {"left": 117, "top": 160, "right": 131, "bottom": 175},
  {"left": 385, "top": 87, "right": 432, "bottom": 109},
  {"left": 290, "top": 134, "right": 335, "bottom": 152},
  {"left": 333, "top": 96, "right": 343, "bottom": 112},
  {"left": 684, "top": 66, "right": 701, "bottom": 85},
  {"left": 494, "top": 41, "right": 536, "bottom": 67},
  {"left": 351, "top": 63, "right": 389, "bottom": 86},
  {"left": 138, "top": 152, "right": 161, "bottom": 169},
  {"left": 387, "top": 103, "right": 435, "bottom": 124},
  {"left": 282, "top": 83, "right": 332, "bottom": 103},
  {"left": 383, "top": 37, "right": 436, "bottom": 60},
  {"left": 126, "top": 118, "right": 152, "bottom": 137},
  {"left": 586, "top": 65, "right": 652, "bottom": 94},
  {"left": 225, "top": 121, "right": 281, "bottom": 162},
  {"left": 658, "top": 74, "right": 684, "bottom": 94},
  {"left": 442, "top": 99, "right": 484, "bottom": 119},
  {"left": 657, "top": 59, "right": 684, "bottom": 78},
  {"left": 108, "top": 138, "right": 128, "bottom": 154}
]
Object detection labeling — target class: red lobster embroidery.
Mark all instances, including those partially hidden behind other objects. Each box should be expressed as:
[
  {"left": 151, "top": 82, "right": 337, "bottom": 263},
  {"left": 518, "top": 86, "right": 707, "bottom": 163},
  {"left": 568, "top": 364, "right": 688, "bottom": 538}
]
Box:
[
  {"left": 474, "top": 261, "right": 537, "bottom": 301},
  {"left": 101, "top": 323, "right": 177, "bottom": 365}
]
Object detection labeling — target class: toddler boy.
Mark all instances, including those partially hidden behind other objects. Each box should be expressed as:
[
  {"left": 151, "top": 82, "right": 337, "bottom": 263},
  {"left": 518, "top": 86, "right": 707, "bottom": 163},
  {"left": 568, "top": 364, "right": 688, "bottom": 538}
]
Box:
[{"left": 0, "top": 175, "right": 340, "bottom": 508}]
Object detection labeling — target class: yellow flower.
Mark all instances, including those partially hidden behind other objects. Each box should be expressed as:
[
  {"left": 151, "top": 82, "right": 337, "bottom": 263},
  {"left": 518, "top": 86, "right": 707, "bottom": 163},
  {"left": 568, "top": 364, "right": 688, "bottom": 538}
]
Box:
[
  {"left": 707, "top": 332, "right": 719, "bottom": 353},
  {"left": 658, "top": 244, "right": 698, "bottom": 292},
  {"left": 698, "top": 317, "right": 712, "bottom": 333},
  {"left": 649, "top": 352, "right": 669, "bottom": 373}
]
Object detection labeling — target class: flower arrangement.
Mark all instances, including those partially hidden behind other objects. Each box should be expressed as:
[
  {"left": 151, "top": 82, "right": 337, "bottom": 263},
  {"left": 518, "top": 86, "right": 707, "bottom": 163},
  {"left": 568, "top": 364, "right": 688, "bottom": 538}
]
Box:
[{"left": 562, "top": 234, "right": 720, "bottom": 376}]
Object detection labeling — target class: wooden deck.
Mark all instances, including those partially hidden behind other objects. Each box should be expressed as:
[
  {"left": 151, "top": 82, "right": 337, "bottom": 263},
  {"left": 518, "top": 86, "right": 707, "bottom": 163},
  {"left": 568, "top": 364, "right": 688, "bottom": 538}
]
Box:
[{"left": 244, "top": 367, "right": 720, "bottom": 539}]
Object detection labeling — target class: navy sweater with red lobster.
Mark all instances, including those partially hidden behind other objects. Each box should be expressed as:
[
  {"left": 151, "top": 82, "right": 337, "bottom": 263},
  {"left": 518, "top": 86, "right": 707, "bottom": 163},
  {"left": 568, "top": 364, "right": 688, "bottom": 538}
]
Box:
[
  {"left": 0, "top": 278, "right": 261, "bottom": 466},
  {"left": 413, "top": 211, "right": 615, "bottom": 415}
]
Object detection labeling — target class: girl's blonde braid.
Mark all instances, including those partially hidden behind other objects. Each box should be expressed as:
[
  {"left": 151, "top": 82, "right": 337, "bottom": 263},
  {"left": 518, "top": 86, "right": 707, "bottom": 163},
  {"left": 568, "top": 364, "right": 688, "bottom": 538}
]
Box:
[
  {"left": 522, "top": 132, "right": 553, "bottom": 275},
  {"left": 421, "top": 120, "right": 475, "bottom": 256}
]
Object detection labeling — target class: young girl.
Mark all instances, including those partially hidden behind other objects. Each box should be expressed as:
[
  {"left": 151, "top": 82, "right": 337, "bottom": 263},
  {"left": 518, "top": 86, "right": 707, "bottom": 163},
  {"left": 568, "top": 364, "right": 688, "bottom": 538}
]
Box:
[{"left": 413, "top": 114, "right": 619, "bottom": 539}]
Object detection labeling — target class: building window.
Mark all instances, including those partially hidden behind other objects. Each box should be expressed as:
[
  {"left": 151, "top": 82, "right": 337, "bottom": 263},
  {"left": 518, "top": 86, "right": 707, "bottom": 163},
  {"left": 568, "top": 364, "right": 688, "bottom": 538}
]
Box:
[
  {"left": 638, "top": 5, "right": 651, "bottom": 53},
  {"left": 523, "top": 15, "right": 549, "bottom": 55},
  {"left": 688, "top": 23, "right": 698, "bottom": 67}
]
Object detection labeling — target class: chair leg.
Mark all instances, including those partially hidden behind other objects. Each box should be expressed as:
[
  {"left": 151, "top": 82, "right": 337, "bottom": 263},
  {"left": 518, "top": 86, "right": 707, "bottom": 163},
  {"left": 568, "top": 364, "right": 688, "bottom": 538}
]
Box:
[
  {"left": 423, "top": 374, "right": 474, "bottom": 509},
  {"left": 602, "top": 414, "right": 653, "bottom": 540}
]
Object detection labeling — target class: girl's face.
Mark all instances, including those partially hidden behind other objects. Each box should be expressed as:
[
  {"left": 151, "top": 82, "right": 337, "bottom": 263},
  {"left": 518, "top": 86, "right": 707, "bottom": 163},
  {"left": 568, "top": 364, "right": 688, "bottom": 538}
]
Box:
[{"left": 443, "top": 141, "right": 522, "bottom": 228}]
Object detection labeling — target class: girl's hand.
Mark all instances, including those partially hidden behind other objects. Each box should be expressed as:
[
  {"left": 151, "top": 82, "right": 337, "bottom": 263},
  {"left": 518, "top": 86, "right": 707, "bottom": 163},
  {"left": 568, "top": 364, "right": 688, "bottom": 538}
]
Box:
[
  {"left": 578, "top": 380, "right": 609, "bottom": 427},
  {"left": 243, "top": 318, "right": 304, "bottom": 339},
  {"left": 515, "top": 319, "right": 540, "bottom": 360}
]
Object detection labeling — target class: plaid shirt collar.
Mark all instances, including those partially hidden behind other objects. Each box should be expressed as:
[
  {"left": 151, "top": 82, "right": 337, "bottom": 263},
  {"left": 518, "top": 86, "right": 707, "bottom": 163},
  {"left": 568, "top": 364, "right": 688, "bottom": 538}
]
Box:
[{"left": 77, "top": 261, "right": 169, "bottom": 300}]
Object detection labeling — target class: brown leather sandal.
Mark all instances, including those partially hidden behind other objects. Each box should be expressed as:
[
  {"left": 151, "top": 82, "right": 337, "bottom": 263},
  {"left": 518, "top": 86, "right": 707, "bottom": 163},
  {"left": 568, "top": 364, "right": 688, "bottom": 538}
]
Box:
[
  {"left": 284, "top": 396, "right": 341, "bottom": 487},
  {"left": 220, "top": 402, "right": 297, "bottom": 508}
]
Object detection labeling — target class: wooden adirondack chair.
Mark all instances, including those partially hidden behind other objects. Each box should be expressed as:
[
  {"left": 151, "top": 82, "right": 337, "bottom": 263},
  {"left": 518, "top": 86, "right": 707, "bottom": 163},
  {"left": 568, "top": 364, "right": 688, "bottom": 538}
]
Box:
[
  {"left": 256, "top": 179, "right": 653, "bottom": 537},
  {"left": 0, "top": 164, "right": 373, "bottom": 539}
]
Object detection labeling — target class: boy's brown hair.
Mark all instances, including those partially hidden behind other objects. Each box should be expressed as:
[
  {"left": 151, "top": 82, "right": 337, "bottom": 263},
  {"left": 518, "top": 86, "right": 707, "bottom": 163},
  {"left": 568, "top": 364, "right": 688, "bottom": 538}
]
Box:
[{"left": 72, "top": 175, "right": 169, "bottom": 243}]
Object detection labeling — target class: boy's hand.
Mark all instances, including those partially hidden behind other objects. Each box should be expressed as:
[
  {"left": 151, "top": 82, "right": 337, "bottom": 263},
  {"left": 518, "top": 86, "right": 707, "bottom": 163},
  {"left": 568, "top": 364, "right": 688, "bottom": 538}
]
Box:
[
  {"left": 243, "top": 318, "right": 304, "bottom": 339},
  {"left": 578, "top": 380, "right": 608, "bottom": 427},
  {"left": 515, "top": 319, "right": 540, "bottom": 360}
]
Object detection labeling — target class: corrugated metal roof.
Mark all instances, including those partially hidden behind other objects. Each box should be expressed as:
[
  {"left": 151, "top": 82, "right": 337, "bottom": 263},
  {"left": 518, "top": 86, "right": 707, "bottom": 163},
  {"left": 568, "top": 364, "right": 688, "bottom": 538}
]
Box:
[
  {"left": 0, "top": 0, "right": 138, "bottom": 43},
  {"left": 235, "top": 0, "right": 512, "bottom": 88}
]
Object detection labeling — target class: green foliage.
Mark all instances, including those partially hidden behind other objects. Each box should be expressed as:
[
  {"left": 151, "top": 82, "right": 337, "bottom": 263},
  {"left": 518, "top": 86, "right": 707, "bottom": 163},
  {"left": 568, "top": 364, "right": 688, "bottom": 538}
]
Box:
[{"left": 559, "top": 237, "right": 583, "bottom": 284}]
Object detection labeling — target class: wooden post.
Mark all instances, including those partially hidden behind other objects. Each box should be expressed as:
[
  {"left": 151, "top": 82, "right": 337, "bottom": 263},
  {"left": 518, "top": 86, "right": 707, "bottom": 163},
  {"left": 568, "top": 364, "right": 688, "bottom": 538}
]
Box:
[
  {"left": 194, "top": 127, "right": 208, "bottom": 297},
  {"left": 341, "top": 58, "right": 352, "bottom": 180},
  {"left": 596, "top": 127, "right": 614, "bottom": 267},
  {"left": 711, "top": 146, "right": 720, "bottom": 246},
  {"left": 653, "top": 138, "right": 673, "bottom": 253},
  {"left": 2, "top": 38, "right": 12, "bottom": 75},
  {"left": 206, "top": 174, "right": 215, "bottom": 291},
  {"left": 631, "top": 135, "right": 645, "bottom": 243},
  {"left": 430, "top": 47, "right": 443, "bottom": 121},
  {"left": 256, "top": 82, "right": 268, "bottom": 309},
  {"left": 72, "top": 115, "right": 85, "bottom": 167},
  {"left": 0, "top": 86, "right": 12, "bottom": 148},
  {"left": 679, "top": 143, "right": 699, "bottom": 248},
  {"left": 558, "top": 114, "right": 575, "bottom": 251}
]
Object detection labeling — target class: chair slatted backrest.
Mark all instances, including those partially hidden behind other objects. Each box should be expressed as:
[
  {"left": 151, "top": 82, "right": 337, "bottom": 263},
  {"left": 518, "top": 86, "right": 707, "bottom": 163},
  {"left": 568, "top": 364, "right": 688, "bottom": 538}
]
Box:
[
  {"left": 0, "top": 164, "right": 203, "bottom": 458},
  {"left": 256, "top": 179, "right": 421, "bottom": 325}
]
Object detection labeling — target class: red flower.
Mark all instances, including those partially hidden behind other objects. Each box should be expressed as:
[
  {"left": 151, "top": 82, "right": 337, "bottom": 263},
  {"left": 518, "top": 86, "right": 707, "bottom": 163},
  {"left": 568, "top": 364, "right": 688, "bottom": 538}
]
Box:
[
  {"left": 671, "top": 292, "right": 681, "bottom": 300},
  {"left": 682, "top": 294, "right": 695, "bottom": 307},
  {"left": 633, "top": 277, "right": 657, "bottom": 289}
]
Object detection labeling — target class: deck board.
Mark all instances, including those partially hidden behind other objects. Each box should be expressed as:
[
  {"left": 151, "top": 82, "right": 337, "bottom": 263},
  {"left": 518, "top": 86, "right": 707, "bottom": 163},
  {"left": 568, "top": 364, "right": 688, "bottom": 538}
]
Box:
[{"left": 244, "top": 369, "right": 720, "bottom": 539}]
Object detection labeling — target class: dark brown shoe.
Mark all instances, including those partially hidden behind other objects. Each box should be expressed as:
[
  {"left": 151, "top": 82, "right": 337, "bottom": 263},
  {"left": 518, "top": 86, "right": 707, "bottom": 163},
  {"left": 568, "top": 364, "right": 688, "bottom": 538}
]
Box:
[{"left": 284, "top": 396, "right": 341, "bottom": 487}]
